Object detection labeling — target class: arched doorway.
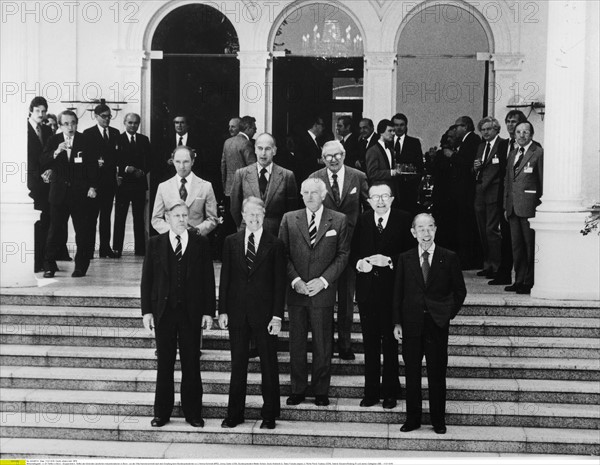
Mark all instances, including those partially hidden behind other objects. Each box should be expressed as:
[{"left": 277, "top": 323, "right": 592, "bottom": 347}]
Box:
[
  {"left": 151, "top": 4, "right": 240, "bottom": 197},
  {"left": 396, "top": 3, "right": 491, "bottom": 148}
]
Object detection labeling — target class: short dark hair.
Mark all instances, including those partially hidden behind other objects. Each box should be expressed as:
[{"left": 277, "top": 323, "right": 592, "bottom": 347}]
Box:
[
  {"left": 58, "top": 110, "right": 78, "bottom": 124},
  {"left": 94, "top": 104, "right": 111, "bottom": 115},
  {"left": 307, "top": 115, "right": 324, "bottom": 129},
  {"left": 457, "top": 116, "right": 475, "bottom": 132},
  {"left": 391, "top": 113, "right": 408, "bottom": 125},
  {"left": 29, "top": 96, "right": 48, "bottom": 113},
  {"left": 506, "top": 110, "right": 527, "bottom": 123},
  {"left": 337, "top": 115, "right": 352, "bottom": 127},
  {"left": 239, "top": 116, "right": 256, "bottom": 131},
  {"left": 376, "top": 119, "right": 394, "bottom": 134},
  {"left": 515, "top": 120, "right": 534, "bottom": 136}
]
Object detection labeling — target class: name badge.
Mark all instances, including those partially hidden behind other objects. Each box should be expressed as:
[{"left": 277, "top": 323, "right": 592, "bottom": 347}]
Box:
[
  {"left": 524, "top": 166, "right": 533, "bottom": 174},
  {"left": 492, "top": 157, "right": 499, "bottom": 164},
  {"left": 74, "top": 155, "right": 83, "bottom": 164}
]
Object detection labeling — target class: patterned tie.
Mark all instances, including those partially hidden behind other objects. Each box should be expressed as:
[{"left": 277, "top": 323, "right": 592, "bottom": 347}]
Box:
[
  {"left": 103, "top": 128, "right": 109, "bottom": 142},
  {"left": 309, "top": 212, "right": 317, "bottom": 247},
  {"left": 178, "top": 136, "right": 183, "bottom": 146},
  {"left": 421, "top": 250, "right": 430, "bottom": 282},
  {"left": 259, "top": 168, "right": 268, "bottom": 198},
  {"left": 377, "top": 217, "right": 384, "bottom": 234},
  {"left": 514, "top": 147, "right": 525, "bottom": 172},
  {"left": 175, "top": 235, "right": 182, "bottom": 261},
  {"left": 36, "top": 124, "right": 43, "bottom": 145},
  {"left": 246, "top": 232, "right": 256, "bottom": 270},
  {"left": 331, "top": 173, "right": 341, "bottom": 205},
  {"left": 179, "top": 178, "right": 188, "bottom": 201}
]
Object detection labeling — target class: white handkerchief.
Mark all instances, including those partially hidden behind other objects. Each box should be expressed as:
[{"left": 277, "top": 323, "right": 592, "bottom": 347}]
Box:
[
  {"left": 524, "top": 190, "right": 537, "bottom": 194},
  {"left": 325, "top": 230, "right": 337, "bottom": 237},
  {"left": 350, "top": 187, "right": 357, "bottom": 194}
]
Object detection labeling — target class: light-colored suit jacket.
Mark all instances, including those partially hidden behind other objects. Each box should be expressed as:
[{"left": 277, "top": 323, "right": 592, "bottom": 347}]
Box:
[
  {"left": 279, "top": 207, "right": 349, "bottom": 307},
  {"left": 230, "top": 163, "right": 298, "bottom": 236},
  {"left": 152, "top": 173, "right": 218, "bottom": 235},
  {"left": 221, "top": 134, "right": 256, "bottom": 196},
  {"left": 503, "top": 143, "right": 544, "bottom": 218}
]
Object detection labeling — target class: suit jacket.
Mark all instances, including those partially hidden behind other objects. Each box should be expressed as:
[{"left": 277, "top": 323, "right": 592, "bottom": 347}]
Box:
[
  {"left": 141, "top": 232, "right": 215, "bottom": 328},
  {"left": 157, "top": 131, "right": 205, "bottom": 184},
  {"left": 219, "top": 230, "right": 286, "bottom": 325},
  {"left": 504, "top": 143, "right": 544, "bottom": 218},
  {"left": 41, "top": 132, "right": 98, "bottom": 205},
  {"left": 357, "top": 133, "right": 379, "bottom": 169},
  {"left": 341, "top": 133, "right": 361, "bottom": 168},
  {"left": 474, "top": 137, "right": 507, "bottom": 203},
  {"left": 279, "top": 207, "right": 349, "bottom": 307},
  {"left": 27, "top": 120, "right": 53, "bottom": 209},
  {"left": 221, "top": 134, "right": 256, "bottom": 196},
  {"left": 352, "top": 209, "right": 414, "bottom": 304},
  {"left": 82, "top": 125, "right": 120, "bottom": 191},
  {"left": 152, "top": 173, "right": 218, "bottom": 235},
  {"left": 230, "top": 163, "right": 298, "bottom": 235},
  {"left": 365, "top": 141, "right": 394, "bottom": 184},
  {"left": 394, "top": 135, "right": 424, "bottom": 172},
  {"left": 117, "top": 132, "right": 151, "bottom": 190},
  {"left": 309, "top": 166, "right": 369, "bottom": 237},
  {"left": 392, "top": 246, "right": 466, "bottom": 332},
  {"left": 293, "top": 130, "right": 322, "bottom": 184}
]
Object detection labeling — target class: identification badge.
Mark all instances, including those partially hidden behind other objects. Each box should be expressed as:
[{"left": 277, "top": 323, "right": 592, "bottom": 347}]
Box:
[
  {"left": 524, "top": 165, "right": 533, "bottom": 173},
  {"left": 74, "top": 157, "right": 83, "bottom": 164},
  {"left": 492, "top": 157, "right": 499, "bottom": 164}
]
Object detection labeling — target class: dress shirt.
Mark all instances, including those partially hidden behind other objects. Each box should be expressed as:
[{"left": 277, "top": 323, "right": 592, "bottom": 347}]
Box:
[
  {"left": 244, "top": 227, "right": 263, "bottom": 254},
  {"left": 176, "top": 133, "right": 188, "bottom": 146},
  {"left": 394, "top": 134, "right": 405, "bottom": 152},
  {"left": 308, "top": 130, "right": 319, "bottom": 148},
  {"left": 257, "top": 162, "right": 272, "bottom": 181},
  {"left": 419, "top": 243, "right": 436, "bottom": 267},
  {"left": 374, "top": 209, "right": 392, "bottom": 229},
  {"left": 291, "top": 205, "right": 329, "bottom": 290},
  {"left": 169, "top": 229, "right": 189, "bottom": 255},
  {"left": 97, "top": 124, "right": 110, "bottom": 139},
  {"left": 482, "top": 135, "right": 499, "bottom": 162},
  {"left": 127, "top": 132, "right": 136, "bottom": 143},
  {"left": 327, "top": 166, "right": 345, "bottom": 193},
  {"left": 514, "top": 141, "right": 533, "bottom": 166},
  {"left": 461, "top": 132, "right": 472, "bottom": 145},
  {"left": 377, "top": 139, "right": 393, "bottom": 169}
]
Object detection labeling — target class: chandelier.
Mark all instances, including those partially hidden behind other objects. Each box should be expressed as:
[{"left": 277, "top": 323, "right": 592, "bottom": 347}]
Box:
[{"left": 301, "top": 20, "right": 363, "bottom": 57}]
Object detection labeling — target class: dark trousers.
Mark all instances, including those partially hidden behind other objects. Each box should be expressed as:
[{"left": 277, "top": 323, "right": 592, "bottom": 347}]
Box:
[
  {"left": 34, "top": 207, "right": 50, "bottom": 271},
  {"left": 154, "top": 304, "right": 203, "bottom": 421},
  {"left": 496, "top": 214, "right": 513, "bottom": 281},
  {"left": 508, "top": 214, "right": 535, "bottom": 287},
  {"left": 474, "top": 195, "right": 502, "bottom": 272},
  {"left": 91, "top": 183, "right": 116, "bottom": 253},
  {"left": 402, "top": 313, "right": 449, "bottom": 427},
  {"left": 112, "top": 186, "right": 146, "bottom": 254},
  {"left": 358, "top": 300, "right": 401, "bottom": 400},
  {"left": 335, "top": 266, "right": 356, "bottom": 353},
  {"left": 227, "top": 318, "right": 280, "bottom": 421},
  {"left": 288, "top": 304, "right": 333, "bottom": 396},
  {"left": 44, "top": 195, "right": 94, "bottom": 274}
]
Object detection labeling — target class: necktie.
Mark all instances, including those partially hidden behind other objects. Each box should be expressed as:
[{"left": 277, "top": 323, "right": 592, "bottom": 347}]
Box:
[
  {"left": 259, "top": 168, "right": 268, "bottom": 197},
  {"left": 509, "top": 138, "right": 515, "bottom": 156},
  {"left": 331, "top": 173, "right": 340, "bottom": 205},
  {"left": 130, "top": 134, "right": 136, "bottom": 146},
  {"left": 36, "top": 124, "right": 43, "bottom": 145},
  {"left": 246, "top": 233, "right": 256, "bottom": 270},
  {"left": 421, "top": 250, "right": 430, "bottom": 282},
  {"left": 103, "top": 128, "right": 108, "bottom": 142},
  {"left": 309, "top": 212, "right": 317, "bottom": 247},
  {"left": 514, "top": 147, "right": 525, "bottom": 172},
  {"left": 178, "top": 136, "right": 183, "bottom": 146},
  {"left": 482, "top": 142, "right": 491, "bottom": 163},
  {"left": 394, "top": 138, "right": 401, "bottom": 162},
  {"left": 179, "top": 178, "right": 188, "bottom": 201},
  {"left": 175, "top": 235, "right": 182, "bottom": 261},
  {"left": 377, "top": 217, "right": 384, "bottom": 234}
]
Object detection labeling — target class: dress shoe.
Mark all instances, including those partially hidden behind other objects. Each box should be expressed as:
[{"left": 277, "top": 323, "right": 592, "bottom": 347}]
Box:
[
  {"left": 150, "top": 416, "right": 169, "bottom": 427},
  {"left": 221, "top": 418, "right": 244, "bottom": 428},
  {"left": 43, "top": 270, "right": 55, "bottom": 278},
  {"left": 314, "top": 395, "right": 330, "bottom": 406},
  {"left": 516, "top": 285, "right": 531, "bottom": 294},
  {"left": 400, "top": 421, "right": 421, "bottom": 432},
  {"left": 71, "top": 269, "right": 85, "bottom": 278},
  {"left": 504, "top": 283, "right": 520, "bottom": 292},
  {"left": 286, "top": 394, "right": 305, "bottom": 406},
  {"left": 260, "top": 419, "right": 276, "bottom": 429},
  {"left": 187, "top": 418, "right": 204, "bottom": 428},
  {"left": 476, "top": 269, "right": 491, "bottom": 277},
  {"left": 99, "top": 249, "right": 118, "bottom": 258},
  {"left": 382, "top": 398, "right": 397, "bottom": 409},
  {"left": 338, "top": 350, "right": 355, "bottom": 361},
  {"left": 433, "top": 425, "right": 447, "bottom": 434},
  {"left": 359, "top": 397, "right": 379, "bottom": 407},
  {"left": 489, "top": 277, "right": 511, "bottom": 285},
  {"left": 485, "top": 270, "right": 497, "bottom": 279},
  {"left": 112, "top": 250, "right": 122, "bottom": 258}
]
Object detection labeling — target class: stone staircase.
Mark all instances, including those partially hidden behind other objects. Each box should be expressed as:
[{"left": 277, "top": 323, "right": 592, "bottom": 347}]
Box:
[{"left": 1, "top": 294, "right": 599, "bottom": 458}]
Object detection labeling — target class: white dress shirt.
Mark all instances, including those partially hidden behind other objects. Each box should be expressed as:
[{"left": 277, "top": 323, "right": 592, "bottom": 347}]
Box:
[
  {"left": 378, "top": 139, "right": 393, "bottom": 168},
  {"left": 169, "top": 229, "right": 189, "bottom": 255},
  {"left": 244, "top": 227, "right": 263, "bottom": 254},
  {"left": 419, "top": 243, "right": 436, "bottom": 266},
  {"left": 327, "top": 166, "right": 345, "bottom": 192}
]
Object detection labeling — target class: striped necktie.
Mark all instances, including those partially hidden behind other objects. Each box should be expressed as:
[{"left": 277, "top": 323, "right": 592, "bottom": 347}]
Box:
[
  {"left": 179, "top": 178, "right": 187, "bottom": 201},
  {"left": 246, "top": 233, "right": 255, "bottom": 269},
  {"left": 309, "top": 212, "right": 317, "bottom": 247},
  {"left": 421, "top": 250, "right": 430, "bottom": 282},
  {"left": 175, "top": 235, "right": 182, "bottom": 261}
]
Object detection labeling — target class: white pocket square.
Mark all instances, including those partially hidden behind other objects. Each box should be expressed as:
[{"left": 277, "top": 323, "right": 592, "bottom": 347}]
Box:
[
  {"left": 524, "top": 190, "right": 537, "bottom": 194},
  {"left": 325, "top": 230, "right": 337, "bottom": 237},
  {"left": 350, "top": 187, "right": 357, "bottom": 194}
]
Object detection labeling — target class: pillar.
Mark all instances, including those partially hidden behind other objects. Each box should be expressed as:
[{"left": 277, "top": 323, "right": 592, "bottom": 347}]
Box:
[
  {"left": 363, "top": 52, "right": 397, "bottom": 123},
  {"left": 237, "top": 51, "right": 270, "bottom": 133}
]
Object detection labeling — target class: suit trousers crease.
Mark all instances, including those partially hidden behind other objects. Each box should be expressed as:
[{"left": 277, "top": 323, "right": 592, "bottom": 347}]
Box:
[
  {"left": 113, "top": 187, "right": 146, "bottom": 254},
  {"left": 508, "top": 214, "right": 535, "bottom": 287},
  {"left": 227, "top": 320, "right": 280, "bottom": 421},
  {"left": 288, "top": 304, "right": 333, "bottom": 396},
  {"left": 358, "top": 299, "right": 401, "bottom": 400},
  {"left": 474, "top": 197, "right": 502, "bottom": 272},
  {"left": 402, "top": 313, "right": 449, "bottom": 427},
  {"left": 154, "top": 304, "right": 203, "bottom": 420},
  {"left": 92, "top": 182, "right": 116, "bottom": 251},
  {"left": 34, "top": 208, "right": 50, "bottom": 270},
  {"left": 335, "top": 266, "right": 356, "bottom": 352}
]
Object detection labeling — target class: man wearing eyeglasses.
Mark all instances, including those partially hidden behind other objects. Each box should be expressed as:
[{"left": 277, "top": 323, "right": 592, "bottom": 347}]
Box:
[
  {"left": 309, "top": 140, "right": 369, "bottom": 361},
  {"left": 83, "top": 103, "right": 121, "bottom": 258},
  {"left": 352, "top": 182, "right": 414, "bottom": 409}
]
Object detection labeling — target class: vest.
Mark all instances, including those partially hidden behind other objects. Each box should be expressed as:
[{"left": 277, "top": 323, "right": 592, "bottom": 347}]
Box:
[{"left": 167, "top": 242, "right": 189, "bottom": 309}]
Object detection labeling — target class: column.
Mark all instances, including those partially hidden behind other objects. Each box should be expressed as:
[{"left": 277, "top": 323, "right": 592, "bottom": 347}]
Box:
[
  {"left": 529, "top": 0, "right": 599, "bottom": 301},
  {"left": 237, "top": 51, "right": 270, "bottom": 132},
  {"left": 490, "top": 53, "right": 525, "bottom": 120},
  {"left": 363, "top": 52, "right": 397, "bottom": 123}
]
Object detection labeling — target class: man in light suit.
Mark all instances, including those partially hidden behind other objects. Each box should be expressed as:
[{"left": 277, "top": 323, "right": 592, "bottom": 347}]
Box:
[
  {"left": 221, "top": 115, "right": 257, "bottom": 199},
  {"left": 279, "top": 178, "right": 349, "bottom": 407},
  {"left": 503, "top": 121, "right": 543, "bottom": 295},
  {"left": 309, "top": 140, "right": 369, "bottom": 360},
  {"left": 365, "top": 119, "right": 401, "bottom": 195},
  {"left": 230, "top": 133, "right": 297, "bottom": 236},
  {"left": 141, "top": 200, "right": 215, "bottom": 428},
  {"left": 393, "top": 213, "right": 466, "bottom": 434},
  {"left": 218, "top": 197, "right": 285, "bottom": 430},
  {"left": 152, "top": 146, "right": 218, "bottom": 236},
  {"left": 473, "top": 116, "right": 506, "bottom": 279}
]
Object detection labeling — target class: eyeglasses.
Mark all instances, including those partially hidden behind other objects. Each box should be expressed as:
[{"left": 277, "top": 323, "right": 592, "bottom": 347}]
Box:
[
  {"left": 370, "top": 194, "right": 391, "bottom": 202},
  {"left": 98, "top": 113, "right": 112, "bottom": 119},
  {"left": 324, "top": 153, "right": 343, "bottom": 161}
]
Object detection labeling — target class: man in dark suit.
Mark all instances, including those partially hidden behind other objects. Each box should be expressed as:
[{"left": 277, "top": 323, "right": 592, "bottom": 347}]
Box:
[
  {"left": 365, "top": 119, "right": 400, "bottom": 194},
  {"left": 391, "top": 113, "right": 424, "bottom": 215},
  {"left": 83, "top": 103, "right": 121, "bottom": 258},
  {"left": 503, "top": 121, "right": 543, "bottom": 295},
  {"left": 292, "top": 116, "right": 326, "bottom": 187},
  {"left": 309, "top": 140, "right": 369, "bottom": 360},
  {"left": 230, "top": 133, "right": 297, "bottom": 236},
  {"left": 336, "top": 116, "right": 360, "bottom": 169},
  {"left": 352, "top": 182, "right": 413, "bottom": 409},
  {"left": 218, "top": 197, "right": 285, "bottom": 430},
  {"left": 112, "top": 113, "right": 150, "bottom": 257},
  {"left": 393, "top": 213, "right": 466, "bottom": 434},
  {"left": 356, "top": 118, "right": 379, "bottom": 171},
  {"left": 141, "top": 200, "right": 215, "bottom": 428},
  {"left": 27, "top": 96, "right": 53, "bottom": 272},
  {"left": 279, "top": 178, "right": 349, "bottom": 407},
  {"left": 42, "top": 111, "right": 98, "bottom": 278},
  {"left": 473, "top": 116, "right": 506, "bottom": 279}
]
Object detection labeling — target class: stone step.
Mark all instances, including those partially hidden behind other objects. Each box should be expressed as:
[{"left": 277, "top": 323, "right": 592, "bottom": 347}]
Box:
[
  {"left": 0, "top": 414, "right": 597, "bottom": 455},
  {"left": 3, "top": 366, "right": 597, "bottom": 405},
  {"left": 2, "top": 324, "right": 597, "bottom": 359},
  {"left": 2, "top": 345, "right": 599, "bottom": 380}
]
